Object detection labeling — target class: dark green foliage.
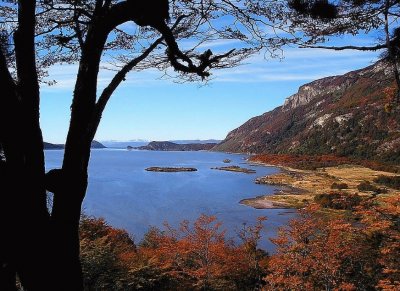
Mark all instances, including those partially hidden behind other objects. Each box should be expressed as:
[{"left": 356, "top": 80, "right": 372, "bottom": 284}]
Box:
[
  {"left": 374, "top": 175, "right": 400, "bottom": 190},
  {"left": 80, "top": 216, "right": 135, "bottom": 291},
  {"left": 289, "top": 0, "right": 338, "bottom": 20},
  {"left": 357, "top": 181, "right": 387, "bottom": 194},
  {"left": 314, "top": 192, "right": 362, "bottom": 210},
  {"left": 331, "top": 182, "right": 348, "bottom": 190}
]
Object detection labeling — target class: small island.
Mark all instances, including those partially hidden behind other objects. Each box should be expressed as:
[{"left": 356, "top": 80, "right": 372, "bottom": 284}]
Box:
[
  {"left": 211, "top": 165, "right": 256, "bottom": 174},
  {"left": 223, "top": 159, "right": 231, "bottom": 163},
  {"left": 145, "top": 167, "right": 198, "bottom": 172}
]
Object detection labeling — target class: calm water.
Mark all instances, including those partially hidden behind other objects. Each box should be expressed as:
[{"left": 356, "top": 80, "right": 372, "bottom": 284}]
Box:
[{"left": 45, "top": 149, "right": 295, "bottom": 252}]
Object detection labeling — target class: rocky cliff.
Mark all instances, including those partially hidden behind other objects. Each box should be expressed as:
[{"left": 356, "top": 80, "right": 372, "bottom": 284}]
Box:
[{"left": 213, "top": 60, "right": 400, "bottom": 163}]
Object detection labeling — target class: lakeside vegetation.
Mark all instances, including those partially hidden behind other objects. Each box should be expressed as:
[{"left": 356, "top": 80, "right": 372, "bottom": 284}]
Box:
[
  {"left": 78, "top": 194, "right": 400, "bottom": 290},
  {"left": 249, "top": 154, "right": 400, "bottom": 173},
  {"left": 244, "top": 154, "right": 400, "bottom": 210}
]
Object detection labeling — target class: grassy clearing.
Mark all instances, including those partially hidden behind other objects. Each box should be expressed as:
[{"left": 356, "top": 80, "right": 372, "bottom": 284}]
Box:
[{"left": 242, "top": 164, "right": 400, "bottom": 209}]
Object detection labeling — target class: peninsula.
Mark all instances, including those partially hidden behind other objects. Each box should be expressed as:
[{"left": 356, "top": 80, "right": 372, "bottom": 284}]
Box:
[
  {"left": 211, "top": 165, "right": 256, "bottom": 174},
  {"left": 135, "top": 141, "right": 216, "bottom": 151}
]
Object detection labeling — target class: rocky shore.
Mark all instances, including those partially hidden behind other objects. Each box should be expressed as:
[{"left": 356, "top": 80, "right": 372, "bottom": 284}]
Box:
[{"left": 211, "top": 165, "right": 256, "bottom": 174}]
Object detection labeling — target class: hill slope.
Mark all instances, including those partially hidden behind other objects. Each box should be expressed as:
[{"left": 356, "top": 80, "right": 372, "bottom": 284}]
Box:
[{"left": 213, "top": 60, "right": 400, "bottom": 163}]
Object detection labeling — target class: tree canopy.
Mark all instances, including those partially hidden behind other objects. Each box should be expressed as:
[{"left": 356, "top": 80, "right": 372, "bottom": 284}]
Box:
[
  {"left": 0, "top": 1, "right": 288, "bottom": 290},
  {"left": 0, "top": 1, "right": 398, "bottom": 290}
]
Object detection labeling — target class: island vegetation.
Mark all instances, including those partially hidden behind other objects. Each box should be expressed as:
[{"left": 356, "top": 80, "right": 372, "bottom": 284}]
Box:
[
  {"left": 211, "top": 165, "right": 256, "bottom": 174},
  {"left": 145, "top": 167, "right": 197, "bottom": 172}
]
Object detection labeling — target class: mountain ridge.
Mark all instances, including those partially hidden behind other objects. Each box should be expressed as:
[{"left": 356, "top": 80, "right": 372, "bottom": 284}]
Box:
[{"left": 213, "top": 60, "right": 400, "bottom": 163}]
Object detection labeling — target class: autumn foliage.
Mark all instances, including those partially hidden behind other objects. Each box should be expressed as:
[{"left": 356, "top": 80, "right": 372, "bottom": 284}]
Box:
[
  {"left": 263, "top": 196, "right": 400, "bottom": 290},
  {"left": 250, "top": 154, "right": 400, "bottom": 173},
  {"left": 264, "top": 205, "right": 375, "bottom": 290},
  {"left": 79, "top": 215, "right": 268, "bottom": 290},
  {"left": 79, "top": 196, "right": 400, "bottom": 290}
]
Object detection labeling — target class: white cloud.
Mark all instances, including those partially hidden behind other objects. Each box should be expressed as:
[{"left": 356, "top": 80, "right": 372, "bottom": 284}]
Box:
[{"left": 40, "top": 41, "right": 381, "bottom": 92}]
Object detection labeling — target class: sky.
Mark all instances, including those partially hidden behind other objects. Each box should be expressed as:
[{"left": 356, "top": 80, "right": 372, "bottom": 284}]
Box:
[{"left": 40, "top": 32, "right": 381, "bottom": 144}]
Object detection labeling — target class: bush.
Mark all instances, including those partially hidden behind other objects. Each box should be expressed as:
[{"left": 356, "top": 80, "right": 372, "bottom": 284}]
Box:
[
  {"left": 357, "top": 181, "right": 387, "bottom": 194},
  {"left": 331, "top": 182, "right": 349, "bottom": 190},
  {"left": 374, "top": 175, "right": 400, "bottom": 190},
  {"left": 314, "top": 193, "right": 362, "bottom": 210}
]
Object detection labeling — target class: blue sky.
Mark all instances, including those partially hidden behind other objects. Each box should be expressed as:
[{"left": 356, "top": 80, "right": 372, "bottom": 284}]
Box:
[{"left": 40, "top": 34, "right": 380, "bottom": 144}]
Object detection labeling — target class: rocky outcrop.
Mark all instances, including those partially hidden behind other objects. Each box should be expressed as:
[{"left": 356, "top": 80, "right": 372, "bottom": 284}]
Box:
[
  {"left": 282, "top": 60, "right": 392, "bottom": 111},
  {"left": 213, "top": 60, "right": 400, "bottom": 163},
  {"left": 211, "top": 165, "right": 256, "bottom": 174}
]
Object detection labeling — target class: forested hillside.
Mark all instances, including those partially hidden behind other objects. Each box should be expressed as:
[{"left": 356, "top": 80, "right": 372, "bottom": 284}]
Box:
[{"left": 214, "top": 60, "right": 400, "bottom": 164}]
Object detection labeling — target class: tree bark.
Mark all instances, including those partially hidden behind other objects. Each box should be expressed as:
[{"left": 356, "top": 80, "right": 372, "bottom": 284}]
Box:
[
  {"left": 50, "top": 13, "right": 110, "bottom": 290},
  {"left": 1, "top": 1, "right": 51, "bottom": 290}
]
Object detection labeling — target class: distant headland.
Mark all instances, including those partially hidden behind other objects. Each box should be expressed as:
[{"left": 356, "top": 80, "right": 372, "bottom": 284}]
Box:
[
  {"left": 43, "top": 140, "right": 106, "bottom": 150},
  {"left": 132, "top": 141, "right": 217, "bottom": 151}
]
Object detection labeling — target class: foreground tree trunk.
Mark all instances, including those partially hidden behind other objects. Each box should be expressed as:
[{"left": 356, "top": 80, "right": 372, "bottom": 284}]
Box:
[
  {"left": 48, "top": 12, "right": 110, "bottom": 289},
  {"left": 0, "top": 1, "right": 248, "bottom": 289},
  {"left": 1, "top": 1, "right": 51, "bottom": 290}
]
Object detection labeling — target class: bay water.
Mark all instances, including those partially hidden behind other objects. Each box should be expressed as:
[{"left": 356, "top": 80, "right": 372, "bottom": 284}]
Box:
[{"left": 45, "top": 149, "right": 295, "bottom": 252}]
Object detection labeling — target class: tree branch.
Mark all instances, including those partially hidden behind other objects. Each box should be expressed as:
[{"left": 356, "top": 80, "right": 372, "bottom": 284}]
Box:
[
  {"left": 87, "top": 37, "right": 163, "bottom": 141},
  {"left": 87, "top": 14, "right": 188, "bottom": 141},
  {"left": 299, "top": 44, "right": 387, "bottom": 51},
  {"left": 154, "top": 21, "right": 235, "bottom": 78}
]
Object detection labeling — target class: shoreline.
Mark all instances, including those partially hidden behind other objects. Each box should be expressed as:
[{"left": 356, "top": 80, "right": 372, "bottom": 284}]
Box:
[{"left": 242, "top": 161, "right": 400, "bottom": 209}]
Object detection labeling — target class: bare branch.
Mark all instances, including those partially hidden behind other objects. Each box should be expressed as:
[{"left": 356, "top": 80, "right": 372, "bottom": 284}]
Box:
[
  {"left": 299, "top": 44, "right": 388, "bottom": 51},
  {"left": 154, "top": 21, "right": 235, "bottom": 79},
  {"left": 88, "top": 38, "right": 162, "bottom": 140}
]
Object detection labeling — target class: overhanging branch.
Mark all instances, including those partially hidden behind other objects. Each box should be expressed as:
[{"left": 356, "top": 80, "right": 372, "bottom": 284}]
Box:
[
  {"left": 153, "top": 21, "right": 235, "bottom": 79},
  {"left": 299, "top": 43, "right": 387, "bottom": 51},
  {"left": 88, "top": 36, "right": 163, "bottom": 141}
]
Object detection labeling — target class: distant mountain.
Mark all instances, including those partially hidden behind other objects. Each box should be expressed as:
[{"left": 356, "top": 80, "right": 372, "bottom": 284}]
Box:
[
  {"left": 90, "top": 140, "right": 106, "bottom": 149},
  {"left": 136, "top": 141, "right": 217, "bottom": 151},
  {"left": 43, "top": 142, "right": 64, "bottom": 149},
  {"left": 102, "top": 139, "right": 221, "bottom": 149},
  {"left": 213, "top": 60, "right": 400, "bottom": 164},
  {"left": 43, "top": 140, "right": 106, "bottom": 149}
]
